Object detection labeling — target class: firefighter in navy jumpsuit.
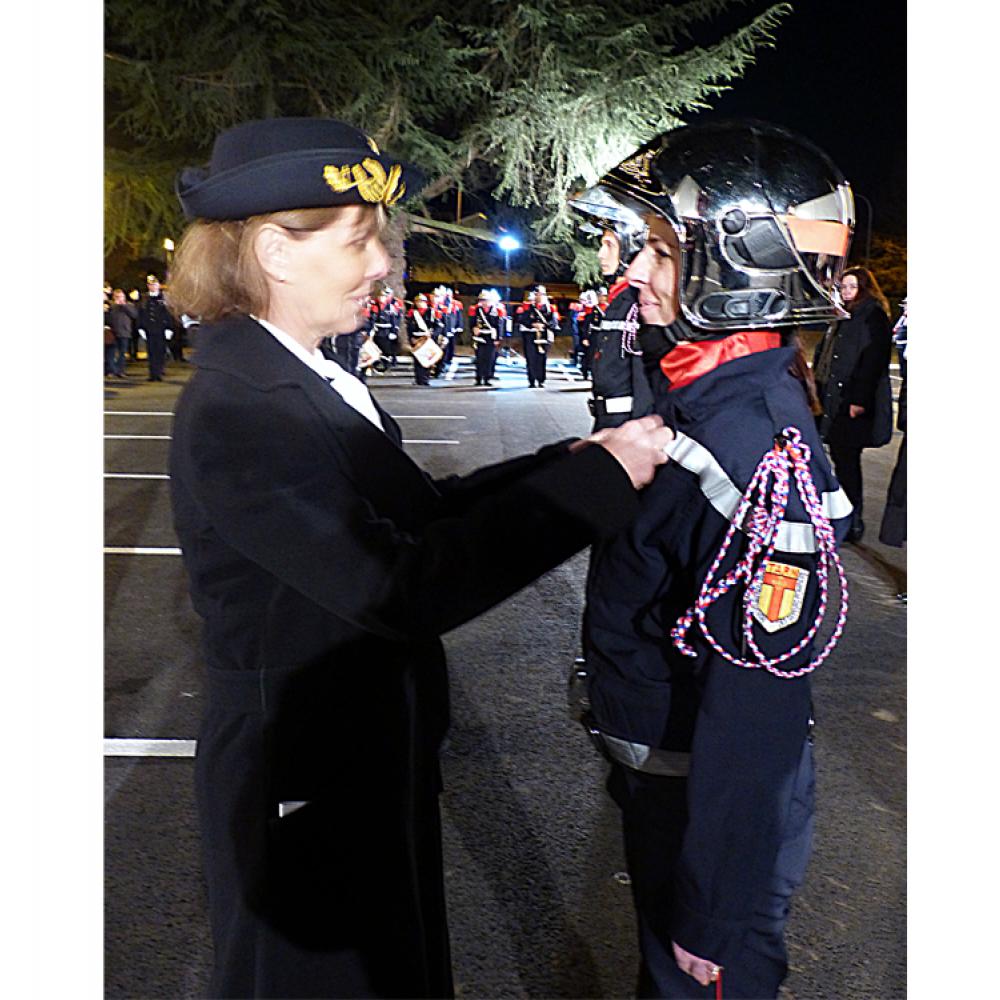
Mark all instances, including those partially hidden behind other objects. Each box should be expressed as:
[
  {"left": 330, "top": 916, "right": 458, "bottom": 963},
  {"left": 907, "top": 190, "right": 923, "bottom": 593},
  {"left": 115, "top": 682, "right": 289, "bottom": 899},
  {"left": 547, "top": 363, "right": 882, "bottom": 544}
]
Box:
[{"left": 575, "top": 120, "right": 857, "bottom": 998}]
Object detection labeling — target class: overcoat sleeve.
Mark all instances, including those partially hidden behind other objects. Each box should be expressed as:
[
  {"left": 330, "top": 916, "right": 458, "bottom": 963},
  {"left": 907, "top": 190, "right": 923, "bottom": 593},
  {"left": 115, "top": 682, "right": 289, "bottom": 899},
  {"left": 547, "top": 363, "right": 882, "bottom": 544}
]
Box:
[{"left": 173, "top": 381, "right": 639, "bottom": 643}]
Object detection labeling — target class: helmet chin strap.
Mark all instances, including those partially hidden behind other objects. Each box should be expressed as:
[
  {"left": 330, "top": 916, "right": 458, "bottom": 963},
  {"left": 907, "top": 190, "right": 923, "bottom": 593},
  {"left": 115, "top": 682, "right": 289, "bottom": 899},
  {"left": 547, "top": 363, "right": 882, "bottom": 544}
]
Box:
[
  {"left": 637, "top": 324, "right": 678, "bottom": 379},
  {"left": 666, "top": 312, "right": 730, "bottom": 345},
  {"left": 638, "top": 314, "right": 725, "bottom": 370}
]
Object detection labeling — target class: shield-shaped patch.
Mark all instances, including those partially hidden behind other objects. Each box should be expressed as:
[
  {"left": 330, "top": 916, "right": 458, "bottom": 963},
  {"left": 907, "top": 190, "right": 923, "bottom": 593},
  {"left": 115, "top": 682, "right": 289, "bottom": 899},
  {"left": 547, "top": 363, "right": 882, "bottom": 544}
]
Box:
[{"left": 749, "top": 560, "right": 810, "bottom": 633}]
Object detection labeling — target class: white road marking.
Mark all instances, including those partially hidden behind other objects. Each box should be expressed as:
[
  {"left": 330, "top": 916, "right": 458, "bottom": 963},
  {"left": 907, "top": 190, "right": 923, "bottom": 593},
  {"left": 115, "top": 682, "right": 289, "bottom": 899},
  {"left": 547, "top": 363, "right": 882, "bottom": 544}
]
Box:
[
  {"left": 104, "top": 411, "right": 174, "bottom": 416},
  {"left": 394, "top": 415, "right": 467, "bottom": 419},
  {"left": 403, "top": 439, "right": 460, "bottom": 445},
  {"left": 105, "top": 434, "right": 172, "bottom": 440},
  {"left": 105, "top": 473, "right": 169, "bottom": 480},
  {"left": 104, "top": 738, "right": 196, "bottom": 757},
  {"left": 104, "top": 547, "right": 182, "bottom": 555}
]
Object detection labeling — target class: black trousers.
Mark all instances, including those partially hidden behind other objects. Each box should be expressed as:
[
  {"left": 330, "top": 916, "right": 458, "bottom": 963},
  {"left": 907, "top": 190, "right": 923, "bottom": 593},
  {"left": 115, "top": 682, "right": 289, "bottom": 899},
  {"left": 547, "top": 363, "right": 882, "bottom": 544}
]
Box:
[
  {"left": 525, "top": 343, "right": 548, "bottom": 385},
  {"left": 607, "top": 740, "right": 815, "bottom": 999},
  {"left": 374, "top": 332, "right": 398, "bottom": 364},
  {"left": 828, "top": 442, "right": 865, "bottom": 530},
  {"left": 334, "top": 335, "right": 361, "bottom": 376},
  {"left": 146, "top": 331, "right": 167, "bottom": 379},
  {"left": 474, "top": 340, "right": 495, "bottom": 382},
  {"left": 413, "top": 356, "right": 431, "bottom": 384}
]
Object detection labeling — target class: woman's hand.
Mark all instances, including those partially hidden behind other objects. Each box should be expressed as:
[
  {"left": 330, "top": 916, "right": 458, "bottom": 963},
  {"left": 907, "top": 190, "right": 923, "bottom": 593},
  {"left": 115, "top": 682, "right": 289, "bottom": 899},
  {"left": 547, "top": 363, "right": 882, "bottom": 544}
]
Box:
[
  {"left": 671, "top": 940, "right": 722, "bottom": 987},
  {"left": 572, "top": 414, "right": 674, "bottom": 489}
]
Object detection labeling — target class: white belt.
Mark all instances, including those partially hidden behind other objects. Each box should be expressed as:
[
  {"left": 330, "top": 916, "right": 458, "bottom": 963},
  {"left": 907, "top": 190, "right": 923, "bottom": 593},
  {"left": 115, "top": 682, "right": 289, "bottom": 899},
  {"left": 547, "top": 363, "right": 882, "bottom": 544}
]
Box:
[
  {"left": 599, "top": 731, "right": 691, "bottom": 776},
  {"left": 598, "top": 395, "right": 633, "bottom": 413}
]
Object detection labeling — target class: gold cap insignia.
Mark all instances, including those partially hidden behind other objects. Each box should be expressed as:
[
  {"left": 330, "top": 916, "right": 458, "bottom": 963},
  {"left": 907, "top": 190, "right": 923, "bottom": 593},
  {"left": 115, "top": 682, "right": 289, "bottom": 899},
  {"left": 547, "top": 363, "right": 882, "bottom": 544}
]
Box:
[
  {"left": 323, "top": 158, "right": 405, "bottom": 206},
  {"left": 617, "top": 150, "right": 656, "bottom": 186}
]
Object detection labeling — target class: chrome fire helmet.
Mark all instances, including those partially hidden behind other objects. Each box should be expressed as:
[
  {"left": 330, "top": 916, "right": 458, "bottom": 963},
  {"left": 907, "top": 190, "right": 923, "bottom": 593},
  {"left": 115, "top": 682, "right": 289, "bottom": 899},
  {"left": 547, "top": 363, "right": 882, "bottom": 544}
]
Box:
[
  {"left": 570, "top": 120, "right": 855, "bottom": 331},
  {"left": 569, "top": 209, "right": 646, "bottom": 273}
]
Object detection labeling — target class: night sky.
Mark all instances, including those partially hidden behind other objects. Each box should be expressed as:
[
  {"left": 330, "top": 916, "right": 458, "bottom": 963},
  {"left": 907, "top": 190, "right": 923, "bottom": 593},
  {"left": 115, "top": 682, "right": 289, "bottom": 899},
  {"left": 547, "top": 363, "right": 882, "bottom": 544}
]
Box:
[{"left": 691, "top": 0, "right": 907, "bottom": 235}]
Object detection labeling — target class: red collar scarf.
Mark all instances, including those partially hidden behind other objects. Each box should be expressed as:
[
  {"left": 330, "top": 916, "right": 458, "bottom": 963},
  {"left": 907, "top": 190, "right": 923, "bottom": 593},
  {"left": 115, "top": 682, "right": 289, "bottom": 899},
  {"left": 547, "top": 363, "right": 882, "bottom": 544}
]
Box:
[{"left": 660, "top": 331, "right": 782, "bottom": 390}]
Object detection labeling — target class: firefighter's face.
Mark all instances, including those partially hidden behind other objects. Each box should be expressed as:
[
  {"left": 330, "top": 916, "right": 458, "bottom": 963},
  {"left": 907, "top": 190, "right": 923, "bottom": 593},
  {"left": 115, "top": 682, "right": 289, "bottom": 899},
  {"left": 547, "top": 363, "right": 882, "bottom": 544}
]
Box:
[
  {"left": 598, "top": 230, "right": 621, "bottom": 275},
  {"left": 625, "top": 216, "right": 679, "bottom": 327}
]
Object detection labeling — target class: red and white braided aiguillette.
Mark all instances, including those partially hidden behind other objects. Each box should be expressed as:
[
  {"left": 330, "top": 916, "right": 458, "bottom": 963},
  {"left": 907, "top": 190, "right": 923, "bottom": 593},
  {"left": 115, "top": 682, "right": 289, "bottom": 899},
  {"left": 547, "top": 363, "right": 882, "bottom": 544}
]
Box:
[
  {"left": 620, "top": 302, "right": 641, "bottom": 357},
  {"left": 671, "top": 426, "right": 848, "bottom": 678}
]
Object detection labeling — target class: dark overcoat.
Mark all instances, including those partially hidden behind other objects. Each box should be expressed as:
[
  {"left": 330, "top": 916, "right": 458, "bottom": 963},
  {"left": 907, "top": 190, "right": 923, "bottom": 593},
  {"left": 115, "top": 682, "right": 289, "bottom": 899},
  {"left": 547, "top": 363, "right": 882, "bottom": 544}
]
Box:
[
  {"left": 168, "top": 314, "right": 639, "bottom": 999},
  {"left": 813, "top": 296, "right": 892, "bottom": 449}
]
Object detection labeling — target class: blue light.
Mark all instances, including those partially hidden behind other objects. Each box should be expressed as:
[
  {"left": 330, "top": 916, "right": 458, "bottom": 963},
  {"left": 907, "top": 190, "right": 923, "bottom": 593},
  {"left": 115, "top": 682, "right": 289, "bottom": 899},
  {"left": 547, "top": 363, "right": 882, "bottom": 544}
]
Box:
[{"left": 498, "top": 234, "right": 521, "bottom": 252}]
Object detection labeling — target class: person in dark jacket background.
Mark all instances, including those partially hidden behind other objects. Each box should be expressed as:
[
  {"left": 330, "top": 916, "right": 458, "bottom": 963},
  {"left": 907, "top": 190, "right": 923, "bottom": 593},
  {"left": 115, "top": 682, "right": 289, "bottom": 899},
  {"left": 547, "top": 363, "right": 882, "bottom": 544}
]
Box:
[
  {"left": 469, "top": 288, "right": 503, "bottom": 386},
  {"left": 107, "top": 288, "right": 137, "bottom": 377},
  {"left": 879, "top": 296, "right": 907, "bottom": 553},
  {"left": 136, "top": 274, "right": 176, "bottom": 381},
  {"left": 406, "top": 292, "right": 442, "bottom": 386},
  {"left": 165, "top": 116, "right": 674, "bottom": 1000},
  {"left": 518, "top": 285, "right": 560, "bottom": 388},
  {"left": 368, "top": 285, "right": 401, "bottom": 367},
  {"left": 576, "top": 120, "right": 855, "bottom": 999},
  {"left": 567, "top": 211, "right": 652, "bottom": 429},
  {"left": 812, "top": 266, "right": 893, "bottom": 542}
]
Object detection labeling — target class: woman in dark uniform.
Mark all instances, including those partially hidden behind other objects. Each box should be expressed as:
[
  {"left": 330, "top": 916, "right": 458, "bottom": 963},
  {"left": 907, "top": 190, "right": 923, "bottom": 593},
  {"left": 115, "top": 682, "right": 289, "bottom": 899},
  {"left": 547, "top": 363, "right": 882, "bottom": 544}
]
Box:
[{"left": 165, "top": 117, "right": 674, "bottom": 999}]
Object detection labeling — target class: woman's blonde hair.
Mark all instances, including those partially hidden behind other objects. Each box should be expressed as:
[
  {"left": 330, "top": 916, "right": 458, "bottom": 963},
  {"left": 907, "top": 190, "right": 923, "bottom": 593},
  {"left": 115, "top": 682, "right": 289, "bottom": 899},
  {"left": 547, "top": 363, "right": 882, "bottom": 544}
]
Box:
[{"left": 166, "top": 205, "right": 355, "bottom": 321}]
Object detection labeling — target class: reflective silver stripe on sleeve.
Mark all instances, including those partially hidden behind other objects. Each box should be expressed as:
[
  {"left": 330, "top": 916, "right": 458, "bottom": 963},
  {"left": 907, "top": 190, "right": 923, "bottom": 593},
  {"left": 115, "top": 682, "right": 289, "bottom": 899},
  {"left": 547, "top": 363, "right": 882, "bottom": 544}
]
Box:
[
  {"left": 600, "top": 732, "right": 691, "bottom": 776},
  {"left": 664, "top": 432, "right": 852, "bottom": 554}
]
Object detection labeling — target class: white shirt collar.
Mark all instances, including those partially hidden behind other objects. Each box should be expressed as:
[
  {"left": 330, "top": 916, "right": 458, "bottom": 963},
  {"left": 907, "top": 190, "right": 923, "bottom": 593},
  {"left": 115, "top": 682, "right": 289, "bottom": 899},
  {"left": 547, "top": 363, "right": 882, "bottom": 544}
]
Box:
[{"left": 252, "top": 315, "right": 384, "bottom": 433}]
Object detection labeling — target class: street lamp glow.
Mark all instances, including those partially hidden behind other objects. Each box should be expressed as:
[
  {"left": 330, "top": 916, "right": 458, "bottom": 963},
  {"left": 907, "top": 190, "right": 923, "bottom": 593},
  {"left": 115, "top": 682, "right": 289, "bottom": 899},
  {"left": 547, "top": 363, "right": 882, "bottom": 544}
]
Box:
[
  {"left": 498, "top": 234, "right": 520, "bottom": 252},
  {"left": 163, "top": 237, "right": 175, "bottom": 252}
]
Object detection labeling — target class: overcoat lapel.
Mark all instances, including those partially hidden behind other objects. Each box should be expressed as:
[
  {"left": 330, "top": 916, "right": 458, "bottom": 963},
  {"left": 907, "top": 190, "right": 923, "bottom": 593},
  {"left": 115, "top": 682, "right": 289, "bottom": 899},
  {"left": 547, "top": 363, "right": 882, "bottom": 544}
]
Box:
[{"left": 195, "top": 315, "right": 430, "bottom": 505}]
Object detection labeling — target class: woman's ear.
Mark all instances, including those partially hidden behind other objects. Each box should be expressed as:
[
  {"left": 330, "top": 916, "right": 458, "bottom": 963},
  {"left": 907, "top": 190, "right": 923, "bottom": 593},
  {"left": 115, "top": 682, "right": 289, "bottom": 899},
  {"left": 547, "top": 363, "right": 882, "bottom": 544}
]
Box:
[{"left": 253, "top": 224, "right": 291, "bottom": 284}]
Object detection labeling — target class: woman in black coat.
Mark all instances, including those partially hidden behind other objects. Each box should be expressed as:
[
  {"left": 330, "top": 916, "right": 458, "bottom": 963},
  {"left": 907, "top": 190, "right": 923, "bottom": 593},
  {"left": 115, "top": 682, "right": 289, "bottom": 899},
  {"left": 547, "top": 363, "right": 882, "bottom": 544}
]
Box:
[
  {"left": 812, "top": 266, "right": 893, "bottom": 542},
  {"left": 165, "top": 117, "right": 674, "bottom": 1000}
]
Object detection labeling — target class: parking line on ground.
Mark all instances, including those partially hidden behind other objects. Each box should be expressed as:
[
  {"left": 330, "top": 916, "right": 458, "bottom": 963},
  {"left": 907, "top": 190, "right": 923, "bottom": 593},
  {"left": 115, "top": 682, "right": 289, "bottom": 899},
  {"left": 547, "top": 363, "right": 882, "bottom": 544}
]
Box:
[
  {"left": 104, "top": 738, "right": 196, "bottom": 757},
  {"left": 104, "top": 547, "right": 182, "bottom": 555},
  {"left": 105, "top": 473, "right": 170, "bottom": 480},
  {"left": 105, "top": 434, "right": 172, "bottom": 440},
  {"left": 403, "top": 439, "right": 460, "bottom": 445},
  {"left": 104, "top": 411, "right": 175, "bottom": 416}
]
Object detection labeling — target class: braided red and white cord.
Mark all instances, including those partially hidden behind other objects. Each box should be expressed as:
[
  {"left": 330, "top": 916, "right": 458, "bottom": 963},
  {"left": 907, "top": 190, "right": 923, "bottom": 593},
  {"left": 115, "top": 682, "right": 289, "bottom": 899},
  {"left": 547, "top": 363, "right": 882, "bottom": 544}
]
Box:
[
  {"left": 671, "top": 426, "right": 849, "bottom": 678},
  {"left": 620, "top": 302, "right": 641, "bottom": 357}
]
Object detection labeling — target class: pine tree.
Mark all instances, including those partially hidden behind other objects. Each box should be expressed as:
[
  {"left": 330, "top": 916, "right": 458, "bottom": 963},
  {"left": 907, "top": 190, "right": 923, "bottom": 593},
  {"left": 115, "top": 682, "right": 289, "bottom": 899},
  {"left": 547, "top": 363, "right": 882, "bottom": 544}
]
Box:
[{"left": 105, "top": 0, "right": 792, "bottom": 286}]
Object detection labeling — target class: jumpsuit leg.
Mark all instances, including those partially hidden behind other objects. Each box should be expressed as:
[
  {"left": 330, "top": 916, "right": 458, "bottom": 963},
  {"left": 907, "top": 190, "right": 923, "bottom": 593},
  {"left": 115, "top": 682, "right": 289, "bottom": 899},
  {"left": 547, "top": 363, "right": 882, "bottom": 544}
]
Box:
[{"left": 607, "top": 740, "right": 815, "bottom": 999}]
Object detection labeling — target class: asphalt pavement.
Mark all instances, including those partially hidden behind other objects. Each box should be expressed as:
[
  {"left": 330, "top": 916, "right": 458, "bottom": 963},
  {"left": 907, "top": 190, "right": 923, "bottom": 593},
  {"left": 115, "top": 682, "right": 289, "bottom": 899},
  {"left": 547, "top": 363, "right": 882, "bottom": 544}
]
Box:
[{"left": 104, "top": 344, "right": 905, "bottom": 999}]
